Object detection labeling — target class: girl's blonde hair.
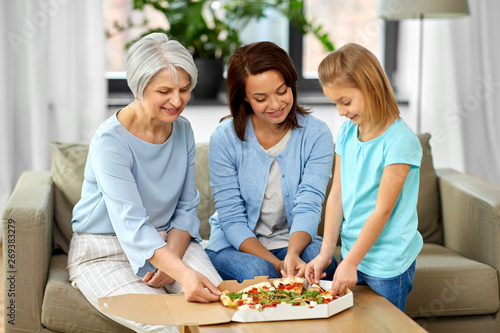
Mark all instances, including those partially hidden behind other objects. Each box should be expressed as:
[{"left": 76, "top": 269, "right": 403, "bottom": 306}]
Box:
[{"left": 318, "top": 43, "right": 399, "bottom": 131}]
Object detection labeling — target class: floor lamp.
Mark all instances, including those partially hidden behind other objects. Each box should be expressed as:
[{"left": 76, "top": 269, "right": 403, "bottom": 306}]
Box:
[{"left": 378, "top": 0, "right": 470, "bottom": 133}]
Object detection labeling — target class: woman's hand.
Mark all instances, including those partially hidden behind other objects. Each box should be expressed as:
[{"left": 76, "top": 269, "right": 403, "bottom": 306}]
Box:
[
  {"left": 146, "top": 244, "right": 220, "bottom": 302},
  {"left": 179, "top": 268, "right": 222, "bottom": 303},
  {"left": 142, "top": 269, "right": 176, "bottom": 288},
  {"left": 282, "top": 253, "right": 306, "bottom": 277},
  {"left": 330, "top": 260, "right": 358, "bottom": 296},
  {"left": 239, "top": 237, "right": 283, "bottom": 276},
  {"left": 304, "top": 253, "right": 331, "bottom": 285},
  {"left": 274, "top": 260, "right": 285, "bottom": 277}
]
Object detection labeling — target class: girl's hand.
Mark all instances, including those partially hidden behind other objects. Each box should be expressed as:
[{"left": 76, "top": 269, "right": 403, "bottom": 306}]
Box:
[
  {"left": 330, "top": 260, "right": 358, "bottom": 296},
  {"left": 142, "top": 269, "right": 175, "bottom": 288},
  {"left": 282, "top": 253, "right": 306, "bottom": 277},
  {"left": 305, "top": 254, "right": 330, "bottom": 285},
  {"left": 179, "top": 268, "right": 222, "bottom": 303}
]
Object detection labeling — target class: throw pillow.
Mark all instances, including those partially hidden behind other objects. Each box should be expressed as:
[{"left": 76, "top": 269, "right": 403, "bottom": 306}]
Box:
[
  {"left": 50, "top": 142, "right": 89, "bottom": 253},
  {"left": 195, "top": 142, "right": 215, "bottom": 240},
  {"left": 416, "top": 133, "right": 443, "bottom": 244}
]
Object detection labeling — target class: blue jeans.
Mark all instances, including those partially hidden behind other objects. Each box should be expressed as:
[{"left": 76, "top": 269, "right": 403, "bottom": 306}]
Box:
[
  {"left": 206, "top": 238, "right": 337, "bottom": 282},
  {"left": 356, "top": 260, "right": 416, "bottom": 312}
]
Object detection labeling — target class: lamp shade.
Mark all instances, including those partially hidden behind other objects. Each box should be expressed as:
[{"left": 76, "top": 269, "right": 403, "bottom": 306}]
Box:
[{"left": 378, "top": 0, "right": 470, "bottom": 20}]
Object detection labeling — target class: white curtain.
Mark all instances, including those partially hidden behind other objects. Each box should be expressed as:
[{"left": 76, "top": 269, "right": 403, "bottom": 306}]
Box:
[
  {"left": 0, "top": 0, "right": 107, "bottom": 215},
  {"left": 449, "top": 1, "right": 500, "bottom": 186},
  {"left": 395, "top": 0, "right": 500, "bottom": 186}
]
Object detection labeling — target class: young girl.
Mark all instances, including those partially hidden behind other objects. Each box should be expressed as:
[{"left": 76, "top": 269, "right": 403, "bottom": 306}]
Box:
[
  {"left": 305, "top": 43, "right": 423, "bottom": 312},
  {"left": 206, "top": 41, "right": 337, "bottom": 282}
]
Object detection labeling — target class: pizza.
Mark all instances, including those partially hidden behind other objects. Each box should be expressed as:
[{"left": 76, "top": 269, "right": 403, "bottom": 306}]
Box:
[
  {"left": 238, "top": 281, "right": 275, "bottom": 294},
  {"left": 220, "top": 277, "right": 339, "bottom": 311},
  {"left": 272, "top": 277, "right": 305, "bottom": 294}
]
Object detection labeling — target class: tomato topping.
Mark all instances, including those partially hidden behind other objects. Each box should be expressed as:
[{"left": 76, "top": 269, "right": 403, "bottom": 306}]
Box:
[{"left": 277, "top": 282, "right": 300, "bottom": 291}]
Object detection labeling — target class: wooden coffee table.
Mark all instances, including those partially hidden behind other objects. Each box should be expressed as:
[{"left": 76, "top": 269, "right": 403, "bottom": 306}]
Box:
[{"left": 182, "top": 285, "right": 427, "bottom": 333}]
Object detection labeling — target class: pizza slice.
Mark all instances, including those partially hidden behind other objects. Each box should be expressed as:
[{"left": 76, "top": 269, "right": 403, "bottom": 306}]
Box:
[
  {"left": 220, "top": 290, "right": 238, "bottom": 308},
  {"left": 238, "top": 281, "right": 275, "bottom": 294},
  {"left": 308, "top": 283, "right": 326, "bottom": 293},
  {"left": 318, "top": 289, "right": 339, "bottom": 303},
  {"left": 272, "top": 277, "right": 305, "bottom": 295},
  {"left": 220, "top": 281, "right": 276, "bottom": 310},
  {"left": 220, "top": 290, "right": 264, "bottom": 310}
]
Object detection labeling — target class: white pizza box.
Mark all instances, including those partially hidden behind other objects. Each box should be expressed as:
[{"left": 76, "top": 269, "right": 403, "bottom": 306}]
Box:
[{"left": 98, "top": 276, "right": 353, "bottom": 326}]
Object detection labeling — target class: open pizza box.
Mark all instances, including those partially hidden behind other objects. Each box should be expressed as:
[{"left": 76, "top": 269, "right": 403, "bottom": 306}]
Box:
[{"left": 98, "top": 276, "right": 353, "bottom": 326}]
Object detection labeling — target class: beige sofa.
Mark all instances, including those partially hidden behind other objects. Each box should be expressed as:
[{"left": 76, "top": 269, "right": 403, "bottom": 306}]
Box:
[{"left": 2, "top": 134, "right": 500, "bottom": 333}]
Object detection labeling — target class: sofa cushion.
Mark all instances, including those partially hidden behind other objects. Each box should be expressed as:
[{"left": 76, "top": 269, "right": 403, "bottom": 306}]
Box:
[
  {"left": 416, "top": 133, "right": 443, "bottom": 244},
  {"left": 42, "top": 254, "right": 133, "bottom": 332},
  {"left": 195, "top": 142, "right": 215, "bottom": 239},
  {"left": 406, "top": 243, "right": 499, "bottom": 318},
  {"left": 51, "top": 142, "right": 89, "bottom": 253}
]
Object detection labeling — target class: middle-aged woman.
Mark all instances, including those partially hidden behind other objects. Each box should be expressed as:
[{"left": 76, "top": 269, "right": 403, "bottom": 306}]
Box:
[
  {"left": 67, "top": 33, "right": 222, "bottom": 333},
  {"left": 205, "top": 41, "right": 338, "bottom": 282}
]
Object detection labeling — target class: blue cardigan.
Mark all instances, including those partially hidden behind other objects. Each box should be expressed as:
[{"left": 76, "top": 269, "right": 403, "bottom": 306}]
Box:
[{"left": 206, "top": 113, "right": 334, "bottom": 252}]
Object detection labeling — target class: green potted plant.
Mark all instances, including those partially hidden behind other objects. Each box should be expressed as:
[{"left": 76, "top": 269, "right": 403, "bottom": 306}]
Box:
[{"left": 112, "top": 0, "right": 334, "bottom": 99}]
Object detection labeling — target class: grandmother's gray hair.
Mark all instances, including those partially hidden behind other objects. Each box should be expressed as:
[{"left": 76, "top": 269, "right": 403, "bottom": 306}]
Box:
[{"left": 126, "top": 33, "right": 197, "bottom": 101}]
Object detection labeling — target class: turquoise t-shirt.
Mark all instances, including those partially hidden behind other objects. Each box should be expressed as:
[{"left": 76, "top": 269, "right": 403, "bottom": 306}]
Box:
[{"left": 335, "top": 119, "right": 423, "bottom": 278}]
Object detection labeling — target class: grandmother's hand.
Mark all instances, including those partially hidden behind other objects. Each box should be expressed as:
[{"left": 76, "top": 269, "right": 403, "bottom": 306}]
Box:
[
  {"left": 142, "top": 269, "right": 176, "bottom": 288},
  {"left": 180, "top": 269, "right": 222, "bottom": 303}
]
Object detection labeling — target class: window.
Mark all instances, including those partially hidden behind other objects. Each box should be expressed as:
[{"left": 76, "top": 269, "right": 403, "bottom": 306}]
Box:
[
  {"left": 292, "top": 0, "right": 398, "bottom": 93},
  {"left": 104, "top": 0, "right": 395, "bottom": 100}
]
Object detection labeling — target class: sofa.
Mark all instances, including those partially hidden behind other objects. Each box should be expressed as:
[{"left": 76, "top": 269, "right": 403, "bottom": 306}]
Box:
[{"left": 2, "top": 133, "right": 500, "bottom": 333}]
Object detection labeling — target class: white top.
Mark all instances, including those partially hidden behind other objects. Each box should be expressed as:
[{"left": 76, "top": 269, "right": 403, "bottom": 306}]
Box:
[{"left": 255, "top": 129, "right": 292, "bottom": 250}]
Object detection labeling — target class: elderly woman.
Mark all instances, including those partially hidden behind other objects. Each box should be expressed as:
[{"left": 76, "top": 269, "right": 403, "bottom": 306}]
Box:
[{"left": 67, "top": 33, "right": 222, "bottom": 332}]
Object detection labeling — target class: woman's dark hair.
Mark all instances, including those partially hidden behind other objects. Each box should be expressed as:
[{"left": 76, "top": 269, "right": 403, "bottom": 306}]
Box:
[{"left": 225, "top": 41, "right": 310, "bottom": 140}]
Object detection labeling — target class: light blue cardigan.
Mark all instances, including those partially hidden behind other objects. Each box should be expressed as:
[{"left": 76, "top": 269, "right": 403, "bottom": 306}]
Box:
[
  {"left": 72, "top": 113, "right": 201, "bottom": 276},
  {"left": 206, "top": 113, "right": 334, "bottom": 252}
]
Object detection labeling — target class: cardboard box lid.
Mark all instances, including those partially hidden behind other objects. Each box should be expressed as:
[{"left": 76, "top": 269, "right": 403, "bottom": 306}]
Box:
[
  {"left": 218, "top": 275, "right": 271, "bottom": 292},
  {"left": 98, "top": 277, "right": 272, "bottom": 325},
  {"left": 99, "top": 293, "right": 234, "bottom": 326}
]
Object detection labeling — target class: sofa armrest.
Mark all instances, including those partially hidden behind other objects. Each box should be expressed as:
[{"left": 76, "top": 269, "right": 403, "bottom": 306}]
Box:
[
  {"left": 2, "top": 171, "right": 54, "bottom": 332},
  {"left": 437, "top": 168, "right": 500, "bottom": 275}
]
